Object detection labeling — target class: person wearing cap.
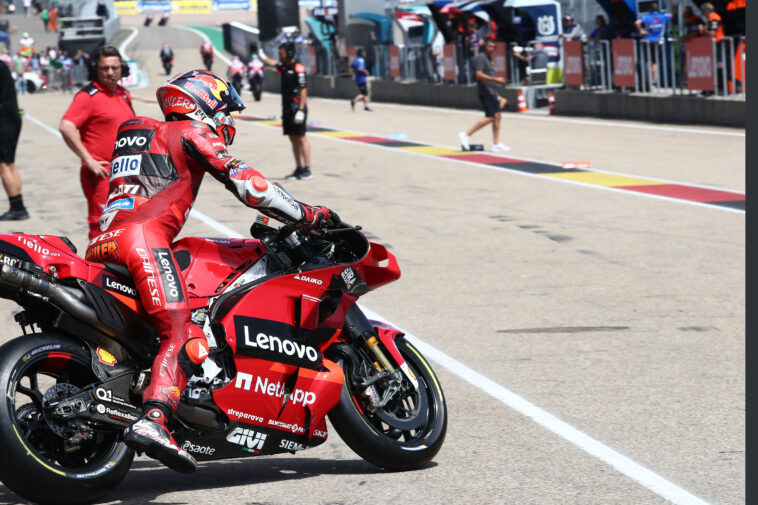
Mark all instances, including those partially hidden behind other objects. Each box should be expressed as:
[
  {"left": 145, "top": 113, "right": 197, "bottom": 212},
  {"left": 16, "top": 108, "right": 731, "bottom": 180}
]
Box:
[{"left": 561, "top": 15, "right": 586, "bottom": 41}]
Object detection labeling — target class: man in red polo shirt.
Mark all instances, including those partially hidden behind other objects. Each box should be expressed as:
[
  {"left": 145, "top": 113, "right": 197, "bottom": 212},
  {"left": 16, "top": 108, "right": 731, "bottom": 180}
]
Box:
[{"left": 59, "top": 45, "right": 135, "bottom": 241}]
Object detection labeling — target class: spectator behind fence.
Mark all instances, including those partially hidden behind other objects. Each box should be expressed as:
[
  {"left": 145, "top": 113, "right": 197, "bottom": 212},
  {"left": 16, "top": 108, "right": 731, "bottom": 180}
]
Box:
[
  {"left": 676, "top": 5, "right": 706, "bottom": 41},
  {"left": 635, "top": 2, "right": 670, "bottom": 42},
  {"left": 700, "top": 3, "right": 723, "bottom": 42},
  {"left": 0, "top": 60, "right": 29, "bottom": 220},
  {"left": 561, "top": 15, "right": 586, "bottom": 41},
  {"left": 513, "top": 41, "right": 548, "bottom": 85},
  {"left": 458, "top": 38, "right": 510, "bottom": 153},
  {"left": 349, "top": 48, "right": 372, "bottom": 112},
  {"left": 589, "top": 15, "right": 616, "bottom": 41},
  {"left": 58, "top": 45, "right": 135, "bottom": 241}
]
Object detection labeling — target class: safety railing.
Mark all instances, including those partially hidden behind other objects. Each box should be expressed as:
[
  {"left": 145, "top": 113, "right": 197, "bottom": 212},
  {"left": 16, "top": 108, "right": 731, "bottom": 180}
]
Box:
[{"left": 563, "top": 36, "right": 745, "bottom": 98}]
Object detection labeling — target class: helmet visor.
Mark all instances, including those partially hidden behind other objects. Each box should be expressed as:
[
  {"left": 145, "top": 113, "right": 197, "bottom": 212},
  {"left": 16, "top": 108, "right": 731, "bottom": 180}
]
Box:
[{"left": 221, "top": 83, "right": 246, "bottom": 112}]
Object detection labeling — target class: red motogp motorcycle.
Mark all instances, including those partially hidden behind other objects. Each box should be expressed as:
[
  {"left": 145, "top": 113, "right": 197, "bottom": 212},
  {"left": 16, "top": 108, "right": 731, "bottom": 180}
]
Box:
[{"left": 0, "top": 218, "right": 447, "bottom": 505}]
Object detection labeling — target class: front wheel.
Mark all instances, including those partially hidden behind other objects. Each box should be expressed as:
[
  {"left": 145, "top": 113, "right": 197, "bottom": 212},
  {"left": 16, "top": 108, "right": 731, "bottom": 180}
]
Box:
[
  {"left": 0, "top": 333, "right": 133, "bottom": 505},
  {"left": 328, "top": 337, "right": 447, "bottom": 471}
]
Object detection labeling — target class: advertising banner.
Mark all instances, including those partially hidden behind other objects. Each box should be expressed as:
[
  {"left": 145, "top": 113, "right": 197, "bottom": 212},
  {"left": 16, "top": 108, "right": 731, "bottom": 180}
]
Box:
[
  {"left": 114, "top": 1, "right": 139, "bottom": 15},
  {"left": 212, "top": 0, "right": 251, "bottom": 10},
  {"left": 389, "top": 45, "right": 400, "bottom": 79},
  {"left": 442, "top": 43, "right": 455, "bottom": 82},
  {"left": 173, "top": 0, "right": 212, "bottom": 13},
  {"left": 612, "top": 38, "right": 635, "bottom": 88},
  {"left": 494, "top": 42, "right": 507, "bottom": 80},
  {"left": 308, "top": 45, "right": 316, "bottom": 74},
  {"left": 140, "top": 1, "right": 172, "bottom": 11},
  {"left": 563, "top": 40, "right": 583, "bottom": 86},
  {"left": 685, "top": 37, "right": 716, "bottom": 91}
]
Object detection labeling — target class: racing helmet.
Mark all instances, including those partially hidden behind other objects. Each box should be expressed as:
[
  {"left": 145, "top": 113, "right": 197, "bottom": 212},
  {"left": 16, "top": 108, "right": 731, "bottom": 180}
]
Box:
[{"left": 156, "top": 69, "right": 246, "bottom": 145}]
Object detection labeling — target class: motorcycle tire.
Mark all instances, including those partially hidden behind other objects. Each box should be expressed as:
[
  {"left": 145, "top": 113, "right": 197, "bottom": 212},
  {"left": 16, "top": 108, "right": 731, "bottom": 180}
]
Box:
[
  {"left": 253, "top": 83, "right": 262, "bottom": 102},
  {"left": 328, "top": 336, "right": 447, "bottom": 471},
  {"left": 0, "top": 333, "right": 134, "bottom": 505}
]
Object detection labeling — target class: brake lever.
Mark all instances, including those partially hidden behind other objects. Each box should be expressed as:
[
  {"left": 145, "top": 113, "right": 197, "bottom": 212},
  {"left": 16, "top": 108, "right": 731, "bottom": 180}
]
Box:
[{"left": 320, "top": 225, "right": 362, "bottom": 235}]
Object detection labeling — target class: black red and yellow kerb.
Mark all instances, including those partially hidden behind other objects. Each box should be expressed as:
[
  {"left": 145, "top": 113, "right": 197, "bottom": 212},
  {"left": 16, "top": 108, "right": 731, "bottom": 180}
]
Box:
[{"left": 236, "top": 114, "right": 744, "bottom": 212}]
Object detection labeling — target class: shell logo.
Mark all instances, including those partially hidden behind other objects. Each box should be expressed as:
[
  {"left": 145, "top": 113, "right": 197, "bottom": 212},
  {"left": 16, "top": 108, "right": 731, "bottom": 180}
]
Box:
[{"left": 97, "top": 347, "right": 118, "bottom": 366}]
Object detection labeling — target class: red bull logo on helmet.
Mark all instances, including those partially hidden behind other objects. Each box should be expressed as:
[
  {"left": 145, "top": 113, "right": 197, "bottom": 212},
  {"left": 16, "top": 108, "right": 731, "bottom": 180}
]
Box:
[{"left": 183, "top": 80, "right": 220, "bottom": 109}]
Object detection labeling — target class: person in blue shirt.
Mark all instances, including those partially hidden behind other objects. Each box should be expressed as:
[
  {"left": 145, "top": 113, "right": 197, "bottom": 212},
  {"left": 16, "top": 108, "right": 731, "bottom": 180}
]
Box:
[
  {"left": 349, "top": 48, "right": 372, "bottom": 112},
  {"left": 635, "top": 2, "right": 671, "bottom": 86},
  {"left": 635, "top": 2, "right": 671, "bottom": 42}
]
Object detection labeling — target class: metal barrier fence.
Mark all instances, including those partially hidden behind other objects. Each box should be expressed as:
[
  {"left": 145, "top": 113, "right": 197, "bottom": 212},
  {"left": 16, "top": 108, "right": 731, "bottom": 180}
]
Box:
[
  {"left": 250, "top": 36, "right": 744, "bottom": 98},
  {"left": 565, "top": 36, "right": 745, "bottom": 97}
]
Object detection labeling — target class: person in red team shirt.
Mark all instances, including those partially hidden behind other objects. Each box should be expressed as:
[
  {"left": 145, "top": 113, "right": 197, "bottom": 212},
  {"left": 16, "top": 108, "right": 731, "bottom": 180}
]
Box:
[
  {"left": 86, "top": 69, "right": 337, "bottom": 473},
  {"left": 59, "top": 45, "right": 135, "bottom": 242}
]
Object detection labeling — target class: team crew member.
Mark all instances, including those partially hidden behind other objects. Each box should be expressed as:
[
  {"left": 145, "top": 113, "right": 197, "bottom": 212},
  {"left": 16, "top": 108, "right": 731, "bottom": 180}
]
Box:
[
  {"left": 59, "top": 45, "right": 134, "bottom": 241},
  {"left": 0, "top": 60, "right": 29, "bottom": 220},
  {"left": 259, "top": 42, "right": 312, "bottom": 180},
  {"left": 88, "top": 70, "right": 337, "bottom": 473}
]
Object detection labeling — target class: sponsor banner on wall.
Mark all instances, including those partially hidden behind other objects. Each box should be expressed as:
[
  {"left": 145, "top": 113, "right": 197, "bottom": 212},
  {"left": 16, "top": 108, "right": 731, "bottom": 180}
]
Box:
[
  {"left": 442, "top": 43, "right": 455, "bottom": 81},
  {"left": 140, "top": 1, "right": 172, "bottom": 11},
  {"left": 685, "top": 37, "right": 716, "bottom": 91},
  {"left": 494, "top": 42, "right": 507, "bottom": 80},
  {"left": 612, "top": 38, "right": 635, "bottom": 88},
  {"left": 212, "top": 0, "right": 251, "bottom": 10},
  {"left": 389, "top": 45, "right": 400, "bottom": 78},
  {"left": 173, "top": 0, "right": 212, "bottom": 13},
  {"left": 563, "top": 40, "right": 583, "bottom": 86},
  {"left": 114, "top": 1, "right": 139, "bottom": 15}
]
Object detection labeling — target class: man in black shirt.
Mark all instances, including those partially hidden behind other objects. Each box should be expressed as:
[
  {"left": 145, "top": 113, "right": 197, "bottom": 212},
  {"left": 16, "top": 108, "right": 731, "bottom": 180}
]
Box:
[
  {"left": 260, "top": 42, "right": 312, "bottom": 180},
  {"left": 0, "top": 61, "right": 29, "bottom": 220}
]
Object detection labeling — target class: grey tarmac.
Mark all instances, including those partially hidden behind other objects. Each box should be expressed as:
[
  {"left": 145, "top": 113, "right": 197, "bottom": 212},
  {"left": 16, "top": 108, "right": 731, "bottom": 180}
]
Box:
[{"left": 0, "top": 15, "right": 743, "bottom": 505}]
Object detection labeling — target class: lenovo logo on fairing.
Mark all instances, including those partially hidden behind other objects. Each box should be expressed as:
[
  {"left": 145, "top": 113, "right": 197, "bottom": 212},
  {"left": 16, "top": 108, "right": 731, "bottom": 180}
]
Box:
[
  {"left": 243, "top": 328, "right": 319, "bottom": 363},
  {"left": 115, "top": 136, "right": 147, "bottom": 148}
]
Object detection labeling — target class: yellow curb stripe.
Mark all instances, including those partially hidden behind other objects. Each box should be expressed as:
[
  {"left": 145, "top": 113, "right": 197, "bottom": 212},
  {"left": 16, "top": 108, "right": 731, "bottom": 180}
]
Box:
[{"left": 544, "top": 172, "right": 667, "bottom": 187}]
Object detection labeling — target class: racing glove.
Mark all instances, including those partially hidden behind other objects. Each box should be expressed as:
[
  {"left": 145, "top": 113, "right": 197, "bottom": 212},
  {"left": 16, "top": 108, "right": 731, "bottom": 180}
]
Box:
[
  {"left": 300, "top": 204, "right": 339, "bottom": 229},
  {"left": 294, "top": 109, "right": 305, "bottom": 124}
]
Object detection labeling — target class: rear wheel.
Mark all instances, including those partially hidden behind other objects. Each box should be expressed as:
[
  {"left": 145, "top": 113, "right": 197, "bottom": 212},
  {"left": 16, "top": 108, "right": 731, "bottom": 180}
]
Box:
[
  {"left": 0, "top": 333, "right": 133, "bottom": 505},
  {"left": 328, "top": 337, "right": 447, "bottom": 471}
]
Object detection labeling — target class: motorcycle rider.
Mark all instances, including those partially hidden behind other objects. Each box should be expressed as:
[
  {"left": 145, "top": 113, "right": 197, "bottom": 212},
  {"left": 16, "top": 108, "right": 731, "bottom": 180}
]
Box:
[
  {"left": 159, "top": 42, "right": 173, "bottom": 74},
  {"left": 227, "top": 54, "right": 245, "bottom": 93},
  {"left": 247, "top": 48, "right": 264, "bottom": 100},
  {"left": 87, "top": 70, "right": 337, "bottom": 473},
  {"left": 200, "top": 37, "right": 213, "bottom": 71}
]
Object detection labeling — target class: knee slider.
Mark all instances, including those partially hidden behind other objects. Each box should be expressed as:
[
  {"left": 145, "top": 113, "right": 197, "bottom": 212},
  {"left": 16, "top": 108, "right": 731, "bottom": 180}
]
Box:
[{"left": 178, "top": 337, "right": 209, "bottom": 378}]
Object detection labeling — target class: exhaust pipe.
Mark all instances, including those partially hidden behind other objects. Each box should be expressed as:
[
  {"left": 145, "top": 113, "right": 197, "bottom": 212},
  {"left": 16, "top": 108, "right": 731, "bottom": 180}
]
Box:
[{"left": 0, "top": 263, "right": 115, "bottom": 338}]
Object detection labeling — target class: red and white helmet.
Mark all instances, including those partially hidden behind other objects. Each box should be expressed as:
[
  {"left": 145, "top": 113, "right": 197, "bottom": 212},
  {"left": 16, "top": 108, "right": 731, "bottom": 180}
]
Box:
[{"left": 156, "top": 69, "right": 245, "bottom": 145}]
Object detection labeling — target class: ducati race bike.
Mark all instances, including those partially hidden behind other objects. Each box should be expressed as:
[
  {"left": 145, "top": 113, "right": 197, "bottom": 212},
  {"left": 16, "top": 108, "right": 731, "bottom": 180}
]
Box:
[{"left": 0, "top": 218, "right": 447, "bottom": 504}]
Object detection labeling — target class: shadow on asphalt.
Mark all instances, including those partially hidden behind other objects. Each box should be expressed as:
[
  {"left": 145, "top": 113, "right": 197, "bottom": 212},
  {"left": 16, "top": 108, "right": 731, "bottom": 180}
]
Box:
[{"left": 0, "top": 457, "right": 438, "bottom": 504}]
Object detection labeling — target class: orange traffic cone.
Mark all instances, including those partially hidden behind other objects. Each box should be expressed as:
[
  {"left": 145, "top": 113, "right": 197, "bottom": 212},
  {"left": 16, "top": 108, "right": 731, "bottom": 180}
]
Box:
[
  {"left": 548, "top": 92, "right": 556, "bottom": 115},
  {"left": 517, "top": 91, "right": 528, "bottom": 113}
]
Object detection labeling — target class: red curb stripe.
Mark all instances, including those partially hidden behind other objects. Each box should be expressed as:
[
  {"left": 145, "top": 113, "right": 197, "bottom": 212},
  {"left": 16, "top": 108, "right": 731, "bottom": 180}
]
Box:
[{"left": 618, "top": 184, "right": 745, "bottom": 202}]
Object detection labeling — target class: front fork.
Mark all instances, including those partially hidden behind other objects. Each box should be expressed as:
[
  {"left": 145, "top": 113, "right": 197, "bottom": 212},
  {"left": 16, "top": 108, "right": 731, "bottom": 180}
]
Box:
[{"left": 342, "top": 305, "right": 418, "bottom": 411}]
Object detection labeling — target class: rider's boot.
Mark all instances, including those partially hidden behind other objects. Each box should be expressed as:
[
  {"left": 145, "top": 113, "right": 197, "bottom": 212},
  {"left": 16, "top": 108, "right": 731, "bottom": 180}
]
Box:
[{"left": 124, "top": 401, "right": 197, "bottom": 473}]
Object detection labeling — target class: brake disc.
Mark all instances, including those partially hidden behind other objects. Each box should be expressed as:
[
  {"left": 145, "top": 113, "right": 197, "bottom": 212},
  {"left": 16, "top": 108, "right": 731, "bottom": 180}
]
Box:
[{"left": 42, "top": 383, "right": 82, "bottom": 437}]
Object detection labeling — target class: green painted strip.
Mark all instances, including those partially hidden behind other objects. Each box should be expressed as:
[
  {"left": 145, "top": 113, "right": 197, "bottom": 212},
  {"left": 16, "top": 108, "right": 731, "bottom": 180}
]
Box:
[{"left": 188, "top": 25, "right": 225, "bottom": 49}]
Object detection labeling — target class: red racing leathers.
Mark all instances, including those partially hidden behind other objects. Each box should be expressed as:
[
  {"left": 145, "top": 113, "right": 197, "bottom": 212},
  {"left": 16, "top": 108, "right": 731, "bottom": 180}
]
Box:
[{"left": 86, "top": 116, "right": 314, "bottom": 412}]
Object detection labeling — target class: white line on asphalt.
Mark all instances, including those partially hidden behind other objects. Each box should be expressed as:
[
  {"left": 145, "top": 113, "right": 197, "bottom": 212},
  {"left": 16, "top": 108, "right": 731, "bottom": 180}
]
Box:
[
  {"left": 314, "top": 96, "right": 745, "bottom": 138},
  {"left": 118, "top": 27, "right": 139, "bottom": 59},
  {"left": 29, "top": 110, "right": 715, "bottom": 505},
  {"left": 24, "top": 113, "right": 62, "bottom": 137}
]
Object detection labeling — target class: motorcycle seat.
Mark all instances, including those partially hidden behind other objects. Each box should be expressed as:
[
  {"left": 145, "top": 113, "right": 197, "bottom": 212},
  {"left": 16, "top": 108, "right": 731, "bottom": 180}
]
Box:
[{"left": 102, "top": 262, "right": 131, "bottom": 279}]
